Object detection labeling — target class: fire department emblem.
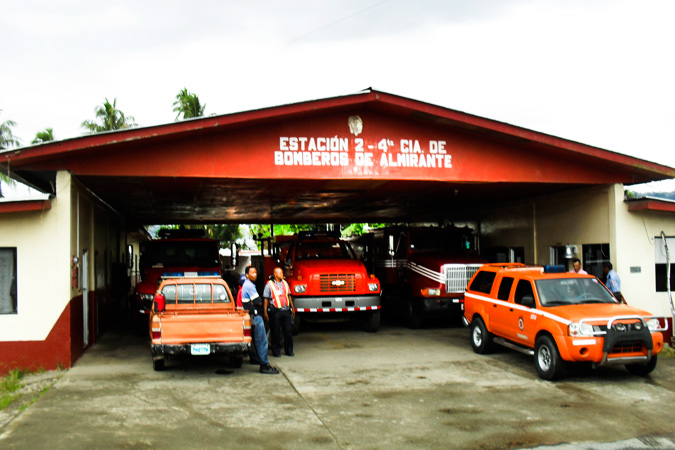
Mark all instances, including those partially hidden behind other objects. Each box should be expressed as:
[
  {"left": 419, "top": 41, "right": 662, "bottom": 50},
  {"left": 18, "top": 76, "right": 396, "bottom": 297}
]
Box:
[{"left": 518, "top": 317, "right": 524, "bottom": 330}]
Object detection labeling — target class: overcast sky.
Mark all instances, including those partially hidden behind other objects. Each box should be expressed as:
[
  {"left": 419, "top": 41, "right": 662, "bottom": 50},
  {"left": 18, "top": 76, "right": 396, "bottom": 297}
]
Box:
[{"left": 2, "top": 0, "right": 674, "bottom": 190}]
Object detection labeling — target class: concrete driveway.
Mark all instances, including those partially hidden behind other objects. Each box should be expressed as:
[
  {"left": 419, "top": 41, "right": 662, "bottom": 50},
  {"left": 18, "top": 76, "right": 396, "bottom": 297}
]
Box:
[{"left": 1, "top": 320, "right": 675, "bottom": 449}]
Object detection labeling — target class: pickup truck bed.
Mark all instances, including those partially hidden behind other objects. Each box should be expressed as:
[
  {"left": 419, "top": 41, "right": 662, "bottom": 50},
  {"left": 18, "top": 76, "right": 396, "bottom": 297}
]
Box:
[{"left": 149, "top": 277, "right": 252, "bottom": 371}]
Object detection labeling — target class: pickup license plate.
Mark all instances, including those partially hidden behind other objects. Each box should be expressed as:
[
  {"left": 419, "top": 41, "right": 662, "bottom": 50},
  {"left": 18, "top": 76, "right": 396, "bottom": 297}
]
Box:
[{"left": 191, "top": 344, "right": 210, "bottom": 355}]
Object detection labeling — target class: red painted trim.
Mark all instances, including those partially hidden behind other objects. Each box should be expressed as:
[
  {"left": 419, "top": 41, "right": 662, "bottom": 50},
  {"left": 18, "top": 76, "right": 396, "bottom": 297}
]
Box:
[
  {"left": 0, "top": 293, "right": 93, "bottom": 376},
  {"left": 627, "top": 199, "right": 675, "bottom": 213},
  {"left": 0, "top": 199, "right": 51, "bottom": 214}
]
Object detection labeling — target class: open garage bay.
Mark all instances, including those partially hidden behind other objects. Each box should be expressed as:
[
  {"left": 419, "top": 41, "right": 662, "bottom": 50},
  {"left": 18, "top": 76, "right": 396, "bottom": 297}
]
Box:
[{"left": 2, "top": 322, "right": 675, "bottom": 449}]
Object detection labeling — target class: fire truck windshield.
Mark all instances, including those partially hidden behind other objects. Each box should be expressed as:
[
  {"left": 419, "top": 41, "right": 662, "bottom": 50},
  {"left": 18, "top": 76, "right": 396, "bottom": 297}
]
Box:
[
  {"left": 409, "top": 230, "right": 473, "bottom": 253},
  {"left": 141, "top": 241, "right": 220, "bottom": 269},
  {"left": 294, "top": 241, "right": 355, "bottom": 260}
]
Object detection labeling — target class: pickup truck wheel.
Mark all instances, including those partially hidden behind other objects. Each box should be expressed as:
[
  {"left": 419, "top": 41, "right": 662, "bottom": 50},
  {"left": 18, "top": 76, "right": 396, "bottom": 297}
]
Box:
[
  {"left": 364, "top": 311, "right": 380, "bottom": 333},
  {"left": 470, "top": 317, "right": 493, "bottom": 354},
  {"left": 534, "top": 335, "right": 565, "bottom": 380},
  {"left": 153, "top": 358, "right": 165, "bottom": 371},
  {"left": 626, "top": 355, "right": 657, "bottom": 376}
]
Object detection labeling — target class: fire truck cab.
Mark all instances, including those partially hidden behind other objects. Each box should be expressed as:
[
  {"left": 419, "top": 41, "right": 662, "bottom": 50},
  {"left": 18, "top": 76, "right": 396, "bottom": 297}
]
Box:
[
  {"left": 357, "top": 225, "right": 485, "bottom": 328},
  {"left": 134, "top": 228, "right": 222, "bottom": 326},
  {"left": 255, "top": 232, "right": 382, "bottom": 333}
]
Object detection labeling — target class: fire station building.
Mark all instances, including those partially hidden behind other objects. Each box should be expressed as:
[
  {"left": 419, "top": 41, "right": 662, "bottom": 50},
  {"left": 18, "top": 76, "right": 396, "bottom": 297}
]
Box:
[{"left": 1, "top": 89, "right": 674, "bottom": 374}]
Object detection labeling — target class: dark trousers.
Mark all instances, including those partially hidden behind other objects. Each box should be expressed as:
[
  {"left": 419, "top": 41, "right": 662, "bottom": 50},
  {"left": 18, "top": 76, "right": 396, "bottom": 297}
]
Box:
[{"left": 270, "top": 307, "right": 293, "bottom": 355}]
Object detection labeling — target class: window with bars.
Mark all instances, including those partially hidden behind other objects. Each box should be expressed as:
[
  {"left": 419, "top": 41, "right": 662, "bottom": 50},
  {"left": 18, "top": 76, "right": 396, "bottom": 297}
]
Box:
[{"left": 0, "top": 248, "right": 17, "bottom": 314}]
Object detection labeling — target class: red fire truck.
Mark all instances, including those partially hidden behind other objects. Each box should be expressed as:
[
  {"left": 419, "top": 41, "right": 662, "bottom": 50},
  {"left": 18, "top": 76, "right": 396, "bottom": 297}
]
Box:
[
  {"left": 252, "top": 232, "right": 381, "bottom": 333},
  {"left": 134, "top": 228, "right": 222, "bottom": 326},
  {"left": 356, "top": 225, "right": 485, "bottom": 328}
]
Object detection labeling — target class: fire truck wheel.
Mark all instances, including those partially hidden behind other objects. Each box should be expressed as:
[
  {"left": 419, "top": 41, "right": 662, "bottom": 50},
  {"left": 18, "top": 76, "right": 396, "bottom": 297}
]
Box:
[
  {"left": 153, "top": 358, "right": 165, "bottom": 371},
  {"left": 534, "top": 335, "right": 565, "bottom": 380},
  {"left": 625, "top": 355, "right": 658, "bottom": 376},
  {"left": 470, "top": 316, "right": 493, "bottom": 354},
  {"left": 291, "top": 315, "right": 301, "bottom": 335},
  {"left": 405, "top": 299, "right": 422, "bottom": 329},
  {"left": 364, "top": 311, "right": 380, "bottom": 333}
]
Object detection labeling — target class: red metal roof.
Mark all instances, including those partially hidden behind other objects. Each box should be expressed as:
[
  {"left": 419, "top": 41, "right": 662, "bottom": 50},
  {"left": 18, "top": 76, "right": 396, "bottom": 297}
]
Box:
[
  {"left": 626, "top": 196, "right": 675, "bottom": 213},
  {"left": 1, "top": 89, "right": 673, "bottom": 225},
  {"left": 0, "top": 198, "right": 51, "bottom": 214}
]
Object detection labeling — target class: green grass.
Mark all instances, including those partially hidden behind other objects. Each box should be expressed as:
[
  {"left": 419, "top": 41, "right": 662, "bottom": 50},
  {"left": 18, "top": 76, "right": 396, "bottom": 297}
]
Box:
[
  {"left": 661, "top": 343, "right": 675, "bottom": 359},
  {"left": 0, "top": 370, "right": 24, "bottom": 410},
  {"left": 19, "top": 385, "right": 51, "bottom": 412}
]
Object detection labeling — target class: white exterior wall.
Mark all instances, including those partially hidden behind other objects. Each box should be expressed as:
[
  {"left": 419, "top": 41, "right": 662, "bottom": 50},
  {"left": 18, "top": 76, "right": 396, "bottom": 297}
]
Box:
[
  {"left": 534, "top": 185, "right": 611, "bottom": 265},
  {"left": 481, "top": 183, "right": 673, "bottom": 317},
  {"left": 0, "top": 171, "right": 72, "bottom": 340},
  {"left": 613, "top": 184, "right": 675, "bottom": 317},
  {"left": 480, "top": 185, "right": 611, "bottom": 264}
]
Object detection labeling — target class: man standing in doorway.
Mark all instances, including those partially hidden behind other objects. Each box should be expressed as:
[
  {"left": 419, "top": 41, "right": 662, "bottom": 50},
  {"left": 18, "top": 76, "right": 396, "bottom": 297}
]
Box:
[
  {"left": 602, "top": 261, "right": 625, "bottom": 303},
  {"left": 264, "top": 267, "right": 295, "bottom": 357},
  {"left": 241, "top": 266, "right": 279, "bottom": 374},
  {"left": 569, "top": 258, "right": 587, "bottom": 274}
]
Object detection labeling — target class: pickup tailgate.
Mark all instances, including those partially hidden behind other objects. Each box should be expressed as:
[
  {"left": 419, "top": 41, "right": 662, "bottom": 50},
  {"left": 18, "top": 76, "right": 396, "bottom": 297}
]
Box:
[{"left": 157, "top": 307, "right": 250, "bottom": 345}]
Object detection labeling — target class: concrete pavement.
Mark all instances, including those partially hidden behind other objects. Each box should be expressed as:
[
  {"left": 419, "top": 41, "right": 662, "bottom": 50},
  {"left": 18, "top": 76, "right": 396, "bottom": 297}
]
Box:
[{"left": 1, "top": 321, "right": 675, "bottom": 449}]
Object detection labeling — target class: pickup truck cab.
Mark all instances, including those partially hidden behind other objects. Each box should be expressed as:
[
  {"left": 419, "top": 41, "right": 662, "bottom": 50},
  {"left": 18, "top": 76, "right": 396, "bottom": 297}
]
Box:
[
  {"left": 463, "top": 263, "right": 667, "bottom": 380},
  {"left": 149, "top": 275, "right": 251, "bottom": 371}
]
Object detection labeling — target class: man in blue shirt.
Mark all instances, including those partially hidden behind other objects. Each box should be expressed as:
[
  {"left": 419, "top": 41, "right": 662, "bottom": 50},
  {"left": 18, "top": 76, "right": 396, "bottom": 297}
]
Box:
[
  {"left": 241, "top": 266, "right": 279, "bottom": 374},
  {"left": 602, "top": 262, "right": 625, "bottom": 304}
]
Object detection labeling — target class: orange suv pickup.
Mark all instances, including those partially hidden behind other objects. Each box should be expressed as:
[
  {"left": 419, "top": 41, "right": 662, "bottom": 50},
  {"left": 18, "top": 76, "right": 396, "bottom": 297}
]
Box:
[
  {"left": 463, "top": 263, "right": 668, "bottom": 380},
  {"left": 149, "top": 275, "right": 252, "bottom": 371}
]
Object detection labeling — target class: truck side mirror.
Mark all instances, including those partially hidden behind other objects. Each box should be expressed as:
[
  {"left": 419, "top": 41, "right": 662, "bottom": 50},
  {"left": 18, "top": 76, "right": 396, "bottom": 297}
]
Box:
[
  {"left": 230, "top": 243, "right": 238, "bottom": 268},
  {"left": 520, "top": 295, "right": 535, "bottom": 308},
  {"left": 155, "top": 293, "right": 166, "bottom": 312},
  {"left": 388, "top": 235, "right": 395, "bottom": 257}
]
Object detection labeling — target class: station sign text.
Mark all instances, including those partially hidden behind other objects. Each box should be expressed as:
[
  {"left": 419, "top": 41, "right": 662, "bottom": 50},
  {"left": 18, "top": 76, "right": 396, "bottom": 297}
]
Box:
[{"left": 275, "top": 137, "right": 452, "bottom": 169}]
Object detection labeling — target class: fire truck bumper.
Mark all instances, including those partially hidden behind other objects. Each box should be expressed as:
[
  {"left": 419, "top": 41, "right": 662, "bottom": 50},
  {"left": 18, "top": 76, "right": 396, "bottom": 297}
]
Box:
[
  {"left": 294, "top": 295, "right": 381, "bottom": 313},
  {"left": 418, "top": 297, "right": 463, "bottom": 316}
]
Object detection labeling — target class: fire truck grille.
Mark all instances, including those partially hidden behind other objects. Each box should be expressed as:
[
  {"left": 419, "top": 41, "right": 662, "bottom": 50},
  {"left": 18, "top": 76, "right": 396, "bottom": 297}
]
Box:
[
  {"left": 444, "top": 264, "right": 484, "bottom": 293},
  {"left": 319, "top": 274, "right": 356, "bottom": 293},
  {"left": 610, "top": 342, "right": 643, "bottom": 354}
]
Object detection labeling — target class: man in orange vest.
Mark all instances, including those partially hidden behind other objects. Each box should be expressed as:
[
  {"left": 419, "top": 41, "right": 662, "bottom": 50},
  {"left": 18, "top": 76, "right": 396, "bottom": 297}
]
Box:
[{"left": 263, "top": 267, "right": 295, "bottom": 357}]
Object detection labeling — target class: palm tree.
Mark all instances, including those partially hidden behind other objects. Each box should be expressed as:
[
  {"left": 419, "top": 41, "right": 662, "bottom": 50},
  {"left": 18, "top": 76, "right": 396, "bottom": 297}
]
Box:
[
  {"left": 0, "top": 111, "right": 20, "bottom": 189},
  {"left": 0, "top": 110, "right": 21, "bottom": 150},
  {"left": 81, "top": 98, "right": 137, "bottom": 134},
  {"left": 32, "top": 128, "right": 54, "bottom": 144},
  {"left": 173, "top": 88, "right": 206, "bottom": 120}
]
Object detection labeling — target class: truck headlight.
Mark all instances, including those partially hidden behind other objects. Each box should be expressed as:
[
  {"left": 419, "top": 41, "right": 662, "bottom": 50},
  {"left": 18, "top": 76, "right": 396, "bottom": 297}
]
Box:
[
  {"left": 140, "top": 293, "right": 154, "bottom": 301},
  {"left": 420, "top": 288, "right": 441, "bottom": 296},
  {"left": 647, "top": 318, "right": 660, "bottom": 331},
  {"left": 568, "top": 322, "right": 594, "bottom": 337},
  {"left": 368, "top": 283, "right": 379, "bottom": 292},
  {"left": 294, "top": 285, "right": 307, "bottom": 294}
]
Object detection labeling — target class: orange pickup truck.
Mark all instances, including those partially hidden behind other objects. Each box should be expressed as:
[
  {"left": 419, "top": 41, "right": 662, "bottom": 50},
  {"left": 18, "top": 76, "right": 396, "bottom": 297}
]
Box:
[
  {"left": 149, "top": 275, "right": 252, "bottom": 371},
  {"left": 463, "top": 263, "right": 668, "bottom": 380}
]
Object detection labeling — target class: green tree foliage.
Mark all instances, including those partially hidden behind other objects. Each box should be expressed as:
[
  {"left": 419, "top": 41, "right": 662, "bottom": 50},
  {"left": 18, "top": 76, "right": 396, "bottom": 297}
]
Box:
[
  {"left": 249, "top": 224, "right": 315, "bottom": 241},
  {"left": 203, "top": 224, "right": 242, "bottom": 245},
  {"left": 31, "top": 128, "right": 54, "bottom": 144},
  {"left": 81, "top": 98, "right": 137, "bottom": 134},
  {"left": 341, "top": 223, "right": 388, "bottom": 237},
  {"left": 0, "top": 110, "right": 21, "bottom": 150},
  {"left": 173, "top": 88, "right": 205, "bottom": 120},
  {"left": 0, "top": 110, "right": 20, "bottom": 186}
]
